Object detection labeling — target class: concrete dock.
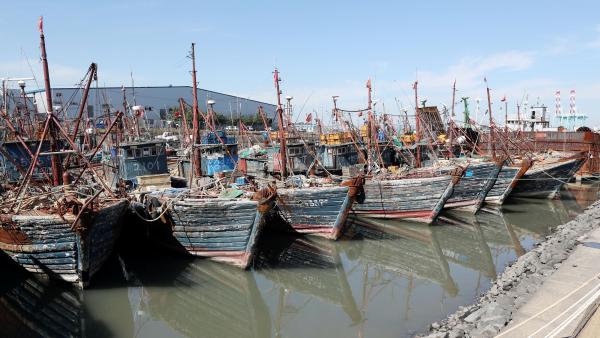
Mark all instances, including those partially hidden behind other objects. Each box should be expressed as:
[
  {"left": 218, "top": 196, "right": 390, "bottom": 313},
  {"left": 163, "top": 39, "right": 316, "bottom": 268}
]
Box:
[{"left": 498, "top": 227, "right": 600, "bottom": 337}]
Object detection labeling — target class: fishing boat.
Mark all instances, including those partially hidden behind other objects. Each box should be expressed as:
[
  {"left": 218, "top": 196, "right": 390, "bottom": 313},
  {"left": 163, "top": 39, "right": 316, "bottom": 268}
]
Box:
[
  {"left": 346, "top": 81, "right": 465, "bottom": 222},
  {"left": 510, "top": 154, "right": 587, "bottom": 199},
  {"left": 0, "top": 19, "right": 129, "bottom": 287},
  {"left": 275, "top": 176, "right": 363, "bottom": 240},
  {"left": 129, "top": 44, "right": 276, "bottom": 268},
  {"left": 268, "top": 69, "right": 364, "bottom": 240}
]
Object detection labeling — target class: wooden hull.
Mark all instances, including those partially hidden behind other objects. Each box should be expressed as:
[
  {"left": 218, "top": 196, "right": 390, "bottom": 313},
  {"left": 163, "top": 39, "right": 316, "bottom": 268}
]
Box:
[
  {"left": 159, "top": 198, "right": 268, "bottom": 269},
  {"left": 511, "top": 158, "right": 587, "bottom": 199},
  {"left": 352, "top": 175, "right": 457, "bottom": 223},
  {"left": 0, "top": 199, "right": 129, "bottom": 287},
  {"left": 276, "top": 186, "right": 354, "bottom": 240},
  {"left": 485, "top": 161, "right": 531, "bottom": 205},
  {"left": 444, "top": 161, "right": 502, "bottom": 212}
]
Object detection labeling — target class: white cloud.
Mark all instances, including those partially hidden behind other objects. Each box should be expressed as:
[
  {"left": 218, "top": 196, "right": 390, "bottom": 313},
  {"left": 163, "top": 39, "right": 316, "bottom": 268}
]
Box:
[{"left": 416, "top": 50, "right": 535, "bottom": 90}]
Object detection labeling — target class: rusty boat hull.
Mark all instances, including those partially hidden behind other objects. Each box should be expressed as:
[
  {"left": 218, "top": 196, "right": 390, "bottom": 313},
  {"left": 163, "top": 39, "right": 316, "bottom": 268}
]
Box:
[
  {"left": 140, "top": 192, "right": 272, "bottom": 269},
  {"left": 0, "top": 199, "right": 129, "bottom": 288},
  {"left": 443, "top": 161, "right": 502, "bottom": 213},
  {"left": 352, "top": 174, "right": 458, "bottom": 224},
  {"left": 511, "top": 157, "right": 587, "bottom": 199},
  {"left": 276, "top": 185, "right": 355, "bottom": 240},
  {"left": 485, "top": 161, "right": 531, "bottom": 205}
]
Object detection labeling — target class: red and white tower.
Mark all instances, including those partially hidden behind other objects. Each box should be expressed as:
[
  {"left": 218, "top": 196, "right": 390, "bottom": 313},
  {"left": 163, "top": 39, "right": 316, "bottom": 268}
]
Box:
[{"left": 569, "top": 89, "right": 577, "bottom": 115}]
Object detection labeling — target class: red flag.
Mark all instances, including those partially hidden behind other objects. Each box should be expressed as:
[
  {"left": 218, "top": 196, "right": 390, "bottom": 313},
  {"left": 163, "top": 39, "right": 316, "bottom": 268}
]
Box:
[
  {"left": 273, "top": 69, "right": 279, "bottom": 86},
  {"left": 366, "top": 79, "right": 371, "bottom": 89},
  {"left": 38, "top": 16, "right": 43, "bottom": 33},
  {"left": 305, "top": 112, "right": 312, "bottom": 123}
]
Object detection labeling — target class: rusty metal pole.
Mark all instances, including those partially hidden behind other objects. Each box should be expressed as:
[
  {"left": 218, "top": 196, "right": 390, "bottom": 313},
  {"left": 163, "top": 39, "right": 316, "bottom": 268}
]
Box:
[
  {"left": 178, "top": 98, "right": 190, "bottom": 146},
  {"left": 274, "top": 68, "right": 287, "bottom": 178},
  {"left": 414, "top": 81, "right": 421, "bottom": 168},
  {"left": 38, "top": 17, "right": 62, "bottom": 186},
  {"left": 485, "top": 79, "right": 496, "bottom": 160},
  {"left": 504, "top": 100, "right": 508, "bottom": 132},
  {"left": 71, "top": 63, "right": 96, "bottom": 143},
  {"left": 65, "top": 63, "right": 97, "bottom": 168},
  {"left": 18, "top": 83, "right": 34, "bottom": 138},
  {"left": 450, "top": 80, "right": 456, "bottom": 147},
  {"left": 191, "top": 43, "right": 202, "bottom": 185},
  {"left": 366, "top": 80, "right": 373, "bottom": 171},
  {"left": 73, "top": 112, "right": 123, "bottom": 185},
  {"left": 50, "top": 115, "right": 115, "bottom": 197}
]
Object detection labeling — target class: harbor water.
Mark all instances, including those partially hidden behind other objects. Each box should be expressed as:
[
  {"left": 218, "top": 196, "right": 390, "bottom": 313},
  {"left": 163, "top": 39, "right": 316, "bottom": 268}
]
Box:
[{"left": 1, "top": 183, "right": 598, "bottom": 338}]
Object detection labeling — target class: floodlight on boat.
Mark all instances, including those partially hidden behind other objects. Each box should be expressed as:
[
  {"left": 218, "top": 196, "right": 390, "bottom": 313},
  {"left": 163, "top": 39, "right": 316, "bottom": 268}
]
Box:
[
  {"left": 132, "top": 105, "right": 144, "bottom": 112},
  {"left": 17, "top": 80, "right": 26, "bottom": 88},
  {"left": 207, "top": 99, "right": 215, "bottom": 106}
]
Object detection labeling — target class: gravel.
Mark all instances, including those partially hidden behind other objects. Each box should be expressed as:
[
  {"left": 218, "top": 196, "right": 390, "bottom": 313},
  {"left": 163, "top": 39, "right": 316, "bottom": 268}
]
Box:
[{"left": 418, "top": 200, "right": 600, "bottom": 338}]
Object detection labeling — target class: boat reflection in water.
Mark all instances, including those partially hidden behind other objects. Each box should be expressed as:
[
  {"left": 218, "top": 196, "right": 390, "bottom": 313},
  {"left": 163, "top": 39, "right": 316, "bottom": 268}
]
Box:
[
  {"left": 0, "top": 256, "right": 84, "bottom": 337},
  {"left": 254, "top": 232, "right": 362, "bottom": 337},
  {"left": 0, "top": 254, "right": 133, "bottom": 338},
  {"left": 120, "top": 250, "right": 271, "bottom": 338}
]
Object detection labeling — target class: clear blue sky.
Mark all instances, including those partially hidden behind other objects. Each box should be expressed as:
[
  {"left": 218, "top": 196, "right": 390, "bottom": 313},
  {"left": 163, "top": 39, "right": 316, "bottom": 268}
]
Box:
[{"left": 1, "top": 1, "right": 598, "bottom": 125}]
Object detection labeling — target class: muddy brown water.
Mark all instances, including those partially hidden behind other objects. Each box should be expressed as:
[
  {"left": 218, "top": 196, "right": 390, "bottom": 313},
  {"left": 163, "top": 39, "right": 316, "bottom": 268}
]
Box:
[{"left": 0, "top": 183, "right": 598, "bottom": 338}]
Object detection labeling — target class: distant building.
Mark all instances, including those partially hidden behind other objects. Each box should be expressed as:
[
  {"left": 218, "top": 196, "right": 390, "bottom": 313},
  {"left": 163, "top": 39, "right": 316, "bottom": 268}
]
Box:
[{"left": 27, "top": 86, "right": 276, "bottom": 128}]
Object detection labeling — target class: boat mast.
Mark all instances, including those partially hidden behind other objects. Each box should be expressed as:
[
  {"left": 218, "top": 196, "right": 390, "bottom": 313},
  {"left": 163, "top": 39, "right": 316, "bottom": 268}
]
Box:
[
  {"left": 413, "top": 81, "right": 421, "bottom": 168},
  {"left": 274, "top": 68, "right": 287, "bottom": 179},
  {"left": 191, "top": 43, "right": 202, "bottom": 183},
  {"left": 485, "top": 78, "right": 496, "bottom": 160},
  {"left": 366, "top": 79, "right": 373, "bottom": 170},
  {"left": 450, "top": 80, "right": 456, "bottom": 147},
  {"left": 66, "top": 63, "right": 96, "bottom": 166},
  {"left": 39, "top": 16, "right": 62, "bottom": 186}
]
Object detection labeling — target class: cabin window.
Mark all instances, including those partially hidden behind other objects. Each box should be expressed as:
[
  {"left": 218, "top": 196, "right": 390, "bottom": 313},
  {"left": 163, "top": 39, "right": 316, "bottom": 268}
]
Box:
[
  {"left": 135, "top": 148, "right": 142, "bottom": 157},
  {"left": 151, "top": 147, "right": 157, "bottom": 156},
  {"left": 142, "top": 148, "right": 151, "bottom": 156},
  {"left": 126, "top": 149, "right": 134, "bottom": 158}
]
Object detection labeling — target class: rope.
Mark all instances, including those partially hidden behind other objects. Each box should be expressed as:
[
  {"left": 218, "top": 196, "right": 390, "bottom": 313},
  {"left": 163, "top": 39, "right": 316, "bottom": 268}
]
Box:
[{"left": 130, "top": 177, "right": 226, "bottom": 223}]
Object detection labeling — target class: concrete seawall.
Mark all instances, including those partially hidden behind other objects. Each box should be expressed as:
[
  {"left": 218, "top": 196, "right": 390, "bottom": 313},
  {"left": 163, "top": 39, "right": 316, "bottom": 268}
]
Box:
[{"left": 421, "top": 200, "right": 600, "bottom": 338}]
